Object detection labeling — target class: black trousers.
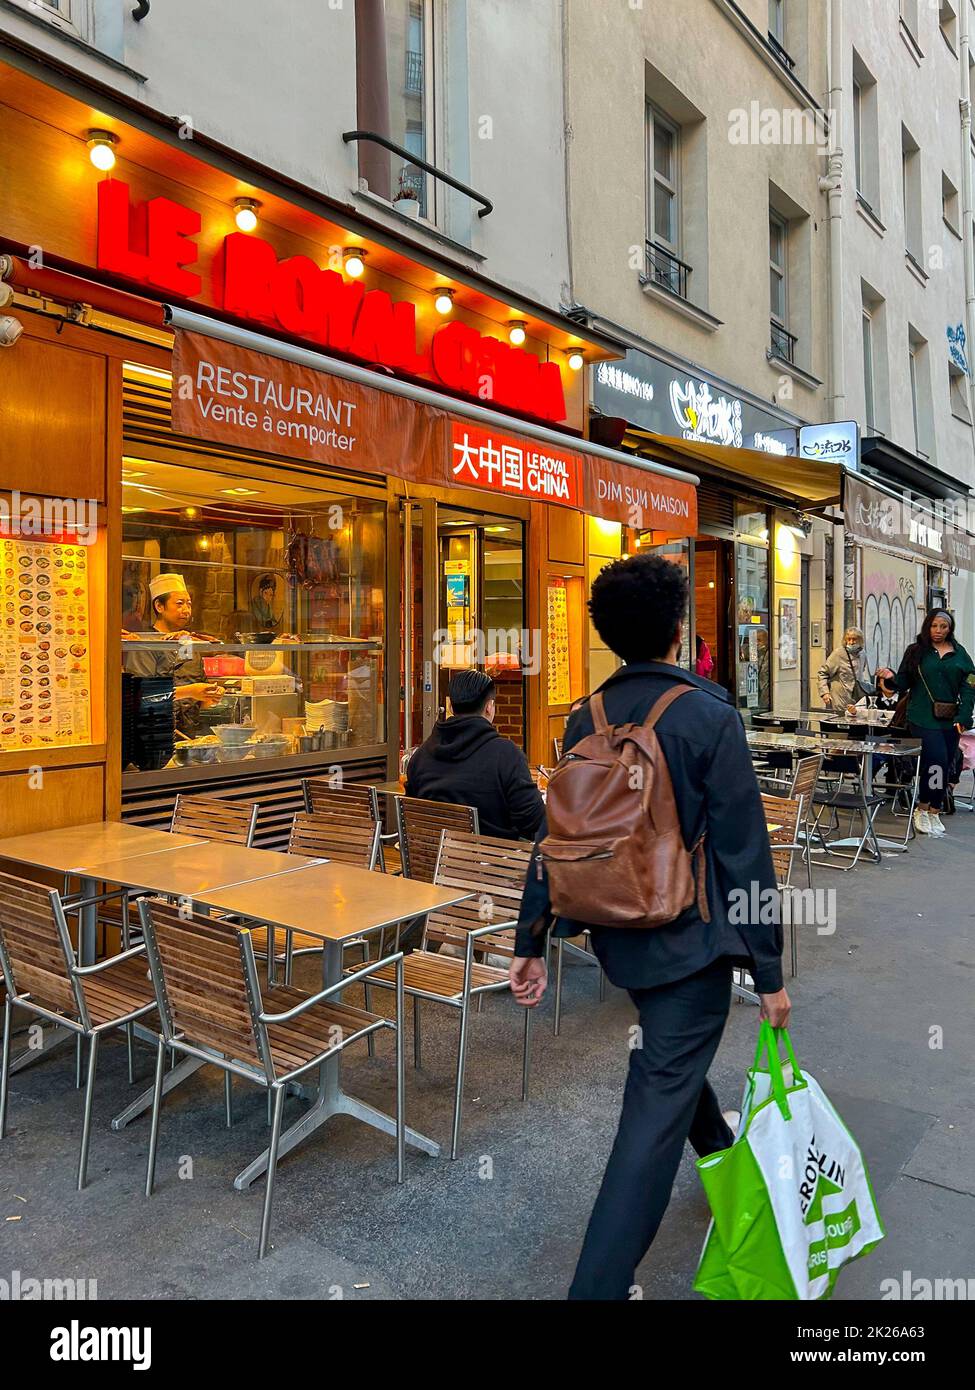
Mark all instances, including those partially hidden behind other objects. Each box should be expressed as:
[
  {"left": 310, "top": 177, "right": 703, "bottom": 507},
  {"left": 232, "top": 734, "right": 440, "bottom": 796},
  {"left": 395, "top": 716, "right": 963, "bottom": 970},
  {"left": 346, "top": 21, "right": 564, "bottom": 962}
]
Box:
[
  {"left": 910, "top": 723, "right": 961, "bottom": 812},
  {"left": 568, "top": 958, "right": 735, "bottom": 1300}
]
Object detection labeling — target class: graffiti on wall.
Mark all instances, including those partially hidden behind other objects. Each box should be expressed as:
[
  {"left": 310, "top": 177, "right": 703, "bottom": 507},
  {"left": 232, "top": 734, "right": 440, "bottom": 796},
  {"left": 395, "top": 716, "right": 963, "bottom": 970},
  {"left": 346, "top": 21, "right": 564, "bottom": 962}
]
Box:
[{"left": 861, "top": 552, "right": 921, "bottom": 683}]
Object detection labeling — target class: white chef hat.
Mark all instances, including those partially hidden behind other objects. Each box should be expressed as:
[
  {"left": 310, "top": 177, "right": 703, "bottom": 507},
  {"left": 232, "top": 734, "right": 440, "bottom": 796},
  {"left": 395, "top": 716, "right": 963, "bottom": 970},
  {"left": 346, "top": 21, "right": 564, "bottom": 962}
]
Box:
[{"left": 149, "top": 572, "right": 190, "bottom": 601}]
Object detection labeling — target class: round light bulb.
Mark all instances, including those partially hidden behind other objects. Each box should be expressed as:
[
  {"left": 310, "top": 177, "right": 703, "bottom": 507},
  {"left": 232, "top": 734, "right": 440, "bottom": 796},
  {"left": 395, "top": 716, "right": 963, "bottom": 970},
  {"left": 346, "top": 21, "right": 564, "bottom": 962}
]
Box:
[
  {"left": 508, "top": 322, "right": 527, "bottom": 347},
  {"left": 344, "top": 254, "right": 365, "bottom": 278},
  {"left": 234, "top": 202, "right": 258, "bottom": 233},
  {"left": 435, "top": 291, "right": 454, "bottom": 316},
  {"left": 567, "top": 351, "right": 584, "bottom": 371},
  {"left": 87, "top": 133, "right": 117, "bottom": 171}
]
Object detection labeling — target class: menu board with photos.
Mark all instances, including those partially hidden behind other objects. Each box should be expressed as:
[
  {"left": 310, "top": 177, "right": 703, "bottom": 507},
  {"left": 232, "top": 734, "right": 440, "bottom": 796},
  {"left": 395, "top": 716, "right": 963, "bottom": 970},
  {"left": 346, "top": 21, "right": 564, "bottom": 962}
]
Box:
[
  {"left": 0, "top": 537, "right": 93, "bottom": 753},
  {"left": 546, "top": 579, "right": 571, "bottom": 706}
]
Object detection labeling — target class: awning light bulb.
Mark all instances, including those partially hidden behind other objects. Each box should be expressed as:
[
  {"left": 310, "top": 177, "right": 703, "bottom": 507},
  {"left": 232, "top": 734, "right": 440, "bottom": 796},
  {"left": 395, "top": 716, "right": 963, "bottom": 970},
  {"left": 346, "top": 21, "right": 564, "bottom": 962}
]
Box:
[
  {"left": 508, "top": 320, "right": 527, "bottom": 346},
  {"left": 87, "top": 130, "right": 118, "bottom": 171},
  {"left": 344, "top": 248, "right": 367, "bottom": 278},
  {"left": 567, "top": 350, "right": 585, "bottom": 372},
  {"left": 233, "top": 198, "right": 260, "bottom": 233},
  {"left": 434, "top": 288, "right": 455, "bottom": 316}
]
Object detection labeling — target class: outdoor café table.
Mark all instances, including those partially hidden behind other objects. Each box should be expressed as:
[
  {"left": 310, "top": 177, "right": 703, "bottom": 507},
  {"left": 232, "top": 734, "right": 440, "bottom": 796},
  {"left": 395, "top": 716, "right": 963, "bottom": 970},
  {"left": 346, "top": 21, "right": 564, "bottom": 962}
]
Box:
[
  {"left": 746, "top": 730, "right": 921, "bottom": 854},
  {"left": 0, "top": 822, "right": 210, "bottom": 1075},
  {"left": 198, "top": 862, "right": 475, "bottom": 1180}
]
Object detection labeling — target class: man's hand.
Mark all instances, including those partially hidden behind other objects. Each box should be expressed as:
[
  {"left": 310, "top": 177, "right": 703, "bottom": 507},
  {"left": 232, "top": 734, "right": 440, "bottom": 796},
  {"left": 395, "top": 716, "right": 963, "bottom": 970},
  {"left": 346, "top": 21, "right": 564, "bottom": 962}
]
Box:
[
  {"left": 759, "top": 987, "right": 792, "bottom": 1029},
  {"left": 178, "top": 682, "right": 223, "bottom": 706},
  {"left": 510, "top": 956, "right": 548, "bottom": 1008}
]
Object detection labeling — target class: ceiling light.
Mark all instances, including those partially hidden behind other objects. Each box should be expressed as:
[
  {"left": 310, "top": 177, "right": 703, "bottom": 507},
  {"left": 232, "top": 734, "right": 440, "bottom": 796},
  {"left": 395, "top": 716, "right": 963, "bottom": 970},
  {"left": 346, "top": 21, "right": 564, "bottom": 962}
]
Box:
[
  {"left": 218, "top": 487, "right": 259, "bottom": 497},
  {"left": 484, "top": 525, "right": 512, "bottom": 534},
  {"left": 344, "top": 248, "right": 367, "bottom": 278},
  {"left": 508, "top": 321, "right": 527, "bottom": 347},
  {"left": 434, "top": 288, "right": 455, "bottom": 316},
  {"left": 87, "top": 130, "right": 118, "bottom": 171},
  {"left": 566, "top": 350, "right": 585, "bottom": 372}
]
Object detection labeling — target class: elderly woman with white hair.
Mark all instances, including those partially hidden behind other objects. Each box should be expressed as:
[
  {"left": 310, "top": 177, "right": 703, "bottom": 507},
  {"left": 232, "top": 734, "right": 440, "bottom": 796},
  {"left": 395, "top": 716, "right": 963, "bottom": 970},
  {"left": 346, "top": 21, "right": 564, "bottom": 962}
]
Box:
[{"left": 817, "top": 626, "right": 893, "bottom": 712}]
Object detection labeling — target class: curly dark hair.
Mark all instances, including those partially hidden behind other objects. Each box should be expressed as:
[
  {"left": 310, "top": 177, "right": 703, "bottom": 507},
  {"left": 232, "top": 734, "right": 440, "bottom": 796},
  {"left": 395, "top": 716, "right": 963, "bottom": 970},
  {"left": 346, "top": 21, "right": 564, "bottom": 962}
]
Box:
[{"left": 588, "top": 553, "right": 689, "bottom": 662}]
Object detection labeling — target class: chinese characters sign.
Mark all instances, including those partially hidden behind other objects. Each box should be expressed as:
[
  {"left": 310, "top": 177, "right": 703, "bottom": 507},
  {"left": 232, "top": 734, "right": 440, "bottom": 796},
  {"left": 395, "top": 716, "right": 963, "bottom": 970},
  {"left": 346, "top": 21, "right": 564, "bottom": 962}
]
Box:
[{"left": 450, "top": 424, "right": 584, "bottom": 507}]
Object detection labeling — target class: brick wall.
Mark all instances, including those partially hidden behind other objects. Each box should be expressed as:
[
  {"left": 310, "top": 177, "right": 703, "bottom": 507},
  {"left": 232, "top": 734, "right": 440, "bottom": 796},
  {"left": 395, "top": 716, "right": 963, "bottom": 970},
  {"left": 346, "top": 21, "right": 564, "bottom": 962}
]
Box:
[{"left": 492, "top": 668, "right": 525, "bottom": 745}]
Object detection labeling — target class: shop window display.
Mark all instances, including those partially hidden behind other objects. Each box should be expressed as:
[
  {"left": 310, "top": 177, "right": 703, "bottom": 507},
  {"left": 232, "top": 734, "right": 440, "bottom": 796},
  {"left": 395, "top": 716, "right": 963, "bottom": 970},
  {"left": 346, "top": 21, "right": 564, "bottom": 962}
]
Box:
[{"left": 120, "top": 456, "right": 385, "bottom": 772}]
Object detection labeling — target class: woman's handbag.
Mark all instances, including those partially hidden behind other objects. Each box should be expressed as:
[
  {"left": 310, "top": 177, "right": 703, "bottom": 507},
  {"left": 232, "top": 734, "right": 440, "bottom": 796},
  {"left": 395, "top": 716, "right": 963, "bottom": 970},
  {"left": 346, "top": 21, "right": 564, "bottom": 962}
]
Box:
[{"left": 919, "top": 670, "right": 960, "bottom": 723}]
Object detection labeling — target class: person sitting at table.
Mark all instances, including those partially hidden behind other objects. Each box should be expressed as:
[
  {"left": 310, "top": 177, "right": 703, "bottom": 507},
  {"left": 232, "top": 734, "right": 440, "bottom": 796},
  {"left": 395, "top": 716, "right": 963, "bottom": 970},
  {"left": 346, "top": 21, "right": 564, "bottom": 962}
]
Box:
[
  {"left": 405, "top": 669, "right": 544, "bottom": 841},
  {"left": 817, "top": 627, "right": 892, "bottom": 713}
]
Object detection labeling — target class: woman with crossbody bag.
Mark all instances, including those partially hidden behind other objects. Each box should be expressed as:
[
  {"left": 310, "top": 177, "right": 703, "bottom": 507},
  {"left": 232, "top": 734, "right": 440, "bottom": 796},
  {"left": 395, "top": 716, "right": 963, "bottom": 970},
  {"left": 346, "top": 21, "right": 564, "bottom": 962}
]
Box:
[{"left": 894, "top": 610, "right": 975, "bottom": 836}]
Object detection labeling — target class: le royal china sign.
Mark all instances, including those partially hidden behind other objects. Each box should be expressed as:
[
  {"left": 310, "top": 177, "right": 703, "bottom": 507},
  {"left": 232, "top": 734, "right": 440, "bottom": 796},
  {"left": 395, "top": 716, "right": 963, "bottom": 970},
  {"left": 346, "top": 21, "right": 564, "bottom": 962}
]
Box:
[{"left": 95, "top": 179, "right": 568, "bottom": 424}]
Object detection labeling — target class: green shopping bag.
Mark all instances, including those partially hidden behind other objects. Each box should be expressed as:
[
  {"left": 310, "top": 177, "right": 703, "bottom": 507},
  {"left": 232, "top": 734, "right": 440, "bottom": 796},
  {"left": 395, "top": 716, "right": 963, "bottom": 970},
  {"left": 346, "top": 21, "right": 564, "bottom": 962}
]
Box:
[{"left": 693, "top": 1023, "right": 885, "bottom": 1300}]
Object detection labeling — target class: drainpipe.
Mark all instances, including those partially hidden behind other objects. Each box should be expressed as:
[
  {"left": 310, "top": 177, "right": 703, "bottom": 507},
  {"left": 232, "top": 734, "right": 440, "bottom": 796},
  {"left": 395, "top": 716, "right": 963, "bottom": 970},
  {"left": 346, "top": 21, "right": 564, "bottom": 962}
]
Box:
[
  {"left": 958, "top": 0, "right": 975, "bottom": 450},
  {"left": 819, "top": 0, "right": 845, "bottom": 423}
]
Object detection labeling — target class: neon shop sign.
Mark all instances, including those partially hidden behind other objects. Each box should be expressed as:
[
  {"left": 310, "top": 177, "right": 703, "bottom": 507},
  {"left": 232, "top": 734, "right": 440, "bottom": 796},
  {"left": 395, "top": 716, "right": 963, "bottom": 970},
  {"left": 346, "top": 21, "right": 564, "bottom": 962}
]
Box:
[{"left": 95, "top": 180, "right": 567, "bottom": 423}]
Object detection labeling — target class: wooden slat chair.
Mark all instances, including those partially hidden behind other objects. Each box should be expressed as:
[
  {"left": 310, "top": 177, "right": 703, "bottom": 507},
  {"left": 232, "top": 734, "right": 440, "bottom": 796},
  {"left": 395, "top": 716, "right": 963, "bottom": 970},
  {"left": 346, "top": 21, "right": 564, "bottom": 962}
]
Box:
[
  {"left": 249, "top": 812, "right": 382, "bottom": 991},
  {"left": 302, "top": 779, "right": 399, "bottom": 871},
  {"left": 170, "top": 794, "right": 260, "bottom": 844},
  {"left": 350, "top": 829, "right": 532, "bottom": 1160},
  {"left": 396, "top": 796, "right": 480, "bottom": 883},
  {"left": 138, "top": 896, "right": 403, "bottom": 1260},
  {"left": 761, "top": 791, "right": 804, "bottom": 979},
  {"left": 0, "top": 870, "right": 156, "bottom": 1189}
]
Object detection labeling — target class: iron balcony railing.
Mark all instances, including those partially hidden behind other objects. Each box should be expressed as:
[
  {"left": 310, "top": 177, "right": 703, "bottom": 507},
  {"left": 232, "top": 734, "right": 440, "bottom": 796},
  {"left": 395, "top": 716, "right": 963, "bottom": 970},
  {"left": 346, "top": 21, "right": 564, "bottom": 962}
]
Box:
[
  {"left": 645, "top": 241, "right": 692, "bottom": 299},
  {"left": 405, "top": 49, "right": 423, "bottom": 94},
  {"left": 770, "top": 319, "right": 799, "bottom": 364}
]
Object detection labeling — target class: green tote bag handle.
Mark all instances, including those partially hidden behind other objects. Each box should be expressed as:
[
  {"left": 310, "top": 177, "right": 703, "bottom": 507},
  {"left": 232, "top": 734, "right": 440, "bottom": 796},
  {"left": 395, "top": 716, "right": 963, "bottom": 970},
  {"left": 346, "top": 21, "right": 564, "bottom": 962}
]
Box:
[{"left": 752, "top": 1021, "right": 802, "bottom": 1121}]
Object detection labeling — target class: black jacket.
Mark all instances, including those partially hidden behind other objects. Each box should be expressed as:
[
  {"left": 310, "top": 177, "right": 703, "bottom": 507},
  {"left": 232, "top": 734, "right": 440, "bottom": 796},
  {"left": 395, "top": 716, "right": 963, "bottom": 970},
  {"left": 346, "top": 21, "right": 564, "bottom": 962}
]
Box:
[
  {"left": 405, "top": 716, "right": 545, "bottom": 842},
  {"left": 515, "top": 662, "right": 784, "bottom": 995}
]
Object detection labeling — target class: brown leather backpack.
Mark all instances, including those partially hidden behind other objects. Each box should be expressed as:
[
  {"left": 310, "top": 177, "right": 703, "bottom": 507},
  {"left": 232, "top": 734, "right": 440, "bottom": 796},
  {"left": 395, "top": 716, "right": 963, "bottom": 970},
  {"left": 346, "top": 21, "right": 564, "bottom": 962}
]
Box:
[{"left": 539, "top": 684, "right": 709, "bottom": 929}]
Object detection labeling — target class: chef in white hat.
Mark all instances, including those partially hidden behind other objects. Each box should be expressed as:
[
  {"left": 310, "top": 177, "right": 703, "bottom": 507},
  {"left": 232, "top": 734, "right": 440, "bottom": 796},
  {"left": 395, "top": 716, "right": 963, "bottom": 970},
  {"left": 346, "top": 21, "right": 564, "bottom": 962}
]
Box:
[{"left": 123, "top": 572, "right": 222, "bottom": 708}]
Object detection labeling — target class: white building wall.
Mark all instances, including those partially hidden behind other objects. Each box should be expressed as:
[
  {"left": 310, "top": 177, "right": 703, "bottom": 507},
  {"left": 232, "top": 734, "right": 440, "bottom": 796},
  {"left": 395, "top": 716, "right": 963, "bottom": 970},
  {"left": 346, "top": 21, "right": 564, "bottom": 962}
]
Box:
[{"left": 0, "top": 0, "right": 570, "bottom": 310}]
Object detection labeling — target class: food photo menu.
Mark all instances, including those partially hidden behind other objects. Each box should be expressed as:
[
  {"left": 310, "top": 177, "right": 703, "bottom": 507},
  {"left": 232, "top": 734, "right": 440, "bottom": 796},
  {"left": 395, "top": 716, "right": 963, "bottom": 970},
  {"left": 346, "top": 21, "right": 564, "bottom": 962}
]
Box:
[{"left": 0, "top": 537, "right": 93, "bottom": 752}]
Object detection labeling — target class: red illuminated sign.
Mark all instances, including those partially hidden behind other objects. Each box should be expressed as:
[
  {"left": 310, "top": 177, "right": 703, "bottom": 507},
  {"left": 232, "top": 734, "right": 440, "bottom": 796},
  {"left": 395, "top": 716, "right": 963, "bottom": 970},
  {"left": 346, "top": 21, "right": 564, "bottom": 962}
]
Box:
[
  {"left": 450, "top": 422, "right": 584, "bottom": 506},
  {"left": 96, "top": 180, "right": 567, "bottom": 423}
]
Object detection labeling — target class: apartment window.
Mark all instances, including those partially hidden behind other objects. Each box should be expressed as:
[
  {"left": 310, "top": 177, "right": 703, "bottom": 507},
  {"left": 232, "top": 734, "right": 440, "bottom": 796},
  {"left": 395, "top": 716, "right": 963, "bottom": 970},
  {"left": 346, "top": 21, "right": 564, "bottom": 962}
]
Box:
[
  {"left": 769, "top": 212, "right": 796, "bottom": 362},
  {"left": 908, "top": 330, "right": 934, "bottom": 458},
  {"left": 900, "top": 0, "right": 919, "bottom": 38},
  {"left": 863, "top": 311, "right": 876, "bottom": 430},
  {"left": 909, "top": 345, "right": 921, "bottom": 451},
  {"left": 354, "top": 0, "right": 436, "bottom": 217},
  {"left": 852, "top": 52, "right": 880, "bottom": 212},
  {"left": 901, "top": 126, "right": 923, "bottom": 266},
  {"left": 769, "top": 0, "right": 785, "bottom": 45},
  {"left": 940, "top": 0, "right": 958, "bottom": 54},
  {"left": 949, "top": 361, "right": 972, "bottom": 424},
  {"left": 943, "top": 172, "right": 960, "bottom": 235},
  {"left": 646, "top": 104, "right": 686, "bottom": 296},
  {"left": 8, "top": 0, "right": 88, "bottom": 37}
]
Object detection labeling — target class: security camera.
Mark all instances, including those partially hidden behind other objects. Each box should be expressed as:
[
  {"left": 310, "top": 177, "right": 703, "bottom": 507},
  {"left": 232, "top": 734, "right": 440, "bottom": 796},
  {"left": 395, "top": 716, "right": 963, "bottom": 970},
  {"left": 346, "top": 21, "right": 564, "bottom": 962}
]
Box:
[{"left": 0, "top": 315, "right": 23, "bottom": 347}]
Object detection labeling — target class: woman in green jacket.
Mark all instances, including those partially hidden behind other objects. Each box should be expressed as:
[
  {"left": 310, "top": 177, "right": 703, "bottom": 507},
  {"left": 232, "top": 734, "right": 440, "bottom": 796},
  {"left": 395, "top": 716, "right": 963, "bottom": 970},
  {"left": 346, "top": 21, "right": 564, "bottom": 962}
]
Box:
[{"left": 895, "top": 610, "right": 975, "bottom": 837}]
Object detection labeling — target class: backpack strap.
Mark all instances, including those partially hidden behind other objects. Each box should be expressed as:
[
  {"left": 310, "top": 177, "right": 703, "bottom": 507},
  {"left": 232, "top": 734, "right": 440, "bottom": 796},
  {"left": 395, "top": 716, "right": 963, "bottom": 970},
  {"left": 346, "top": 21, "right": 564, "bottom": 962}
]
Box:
[
  {"left": 642, "top": 683, "right": 694, "bottom": 729},
  {"left": 589, "top": 690, "right": 610, "bottom": 734}
]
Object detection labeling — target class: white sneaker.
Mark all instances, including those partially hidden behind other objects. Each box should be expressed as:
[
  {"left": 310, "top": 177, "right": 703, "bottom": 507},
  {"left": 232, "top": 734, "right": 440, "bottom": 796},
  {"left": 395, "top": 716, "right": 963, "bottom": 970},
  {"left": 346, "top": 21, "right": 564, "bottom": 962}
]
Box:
[
  {"left": 928, "top": 814, "right": 946, "bottom": 837},
  {"left": 914, "top": 810, "right": 931, "bottom": 835}
]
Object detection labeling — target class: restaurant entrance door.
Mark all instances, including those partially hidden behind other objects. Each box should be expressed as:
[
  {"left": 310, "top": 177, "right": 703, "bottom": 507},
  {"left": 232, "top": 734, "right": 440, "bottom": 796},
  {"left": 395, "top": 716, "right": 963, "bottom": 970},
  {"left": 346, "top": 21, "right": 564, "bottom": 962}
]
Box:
[{"left": 397, "top": 498, "right": 528, "bottom": 771}]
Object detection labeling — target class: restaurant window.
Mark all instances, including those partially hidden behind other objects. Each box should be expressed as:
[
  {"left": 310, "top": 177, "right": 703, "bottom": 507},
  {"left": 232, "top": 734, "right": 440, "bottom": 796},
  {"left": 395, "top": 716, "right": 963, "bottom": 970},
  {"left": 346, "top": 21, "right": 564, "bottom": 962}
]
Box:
[
  {"left": 354, "top": 0, "right": 436, "bottom": 219},
  {"left": 734, "top": 505, "right": 771, "bottom": 715},
  {"left": 121, "top": 453, "right": 386, "bottom": 773}
]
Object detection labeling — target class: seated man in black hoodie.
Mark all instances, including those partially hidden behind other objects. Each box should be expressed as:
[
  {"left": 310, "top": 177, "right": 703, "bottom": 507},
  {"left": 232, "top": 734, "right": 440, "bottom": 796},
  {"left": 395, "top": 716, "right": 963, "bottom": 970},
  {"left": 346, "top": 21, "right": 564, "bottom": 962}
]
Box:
[{"left": 405, "top": 669, "right": 545, "bottom": 841}]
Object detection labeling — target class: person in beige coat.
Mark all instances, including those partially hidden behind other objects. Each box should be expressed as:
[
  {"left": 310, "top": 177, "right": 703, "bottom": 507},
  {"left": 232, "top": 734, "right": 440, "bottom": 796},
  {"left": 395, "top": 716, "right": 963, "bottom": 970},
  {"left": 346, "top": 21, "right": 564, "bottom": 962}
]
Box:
[{"left": 817, "top": 627, "right": 892, "bottom": 711}]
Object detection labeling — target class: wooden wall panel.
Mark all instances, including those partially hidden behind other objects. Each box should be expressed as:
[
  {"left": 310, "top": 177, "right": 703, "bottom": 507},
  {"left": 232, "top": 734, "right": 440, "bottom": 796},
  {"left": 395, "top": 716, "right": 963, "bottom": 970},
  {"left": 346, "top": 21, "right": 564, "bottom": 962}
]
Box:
[
  {"left": 547, "top": 508, "right": 585, "bottom": 566},
  {"left": 0, "top": 333, "right": 106, "bottom": 501},
  {"left": 0, "top": 763, "right": 104, "bottom": 839}
]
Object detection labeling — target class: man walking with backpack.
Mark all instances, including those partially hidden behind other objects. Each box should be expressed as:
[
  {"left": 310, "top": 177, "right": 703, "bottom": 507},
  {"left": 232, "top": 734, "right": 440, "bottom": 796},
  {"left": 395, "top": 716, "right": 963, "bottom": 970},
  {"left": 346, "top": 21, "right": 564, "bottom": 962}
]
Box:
[{"left": 510, "top": 553, "right": 791, "bottom": 1300}]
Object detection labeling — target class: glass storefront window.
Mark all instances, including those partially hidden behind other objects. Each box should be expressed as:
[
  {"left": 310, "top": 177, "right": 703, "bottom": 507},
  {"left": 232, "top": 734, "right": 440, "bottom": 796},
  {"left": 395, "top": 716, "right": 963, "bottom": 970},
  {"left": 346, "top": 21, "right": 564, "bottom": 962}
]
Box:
[
  {"left": 735, "top": 538, "right": 771, "bottom": 713},
  {"left": 120, "top": 455, "right": 385, "bottom": 772},
  {"left": 735, "top": 504, "right": 770, "bottom": 543}
]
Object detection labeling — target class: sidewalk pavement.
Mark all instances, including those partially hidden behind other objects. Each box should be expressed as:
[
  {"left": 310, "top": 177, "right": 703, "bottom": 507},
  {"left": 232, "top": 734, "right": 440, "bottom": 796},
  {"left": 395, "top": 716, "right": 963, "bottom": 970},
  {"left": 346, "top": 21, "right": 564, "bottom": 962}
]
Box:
[{"left": 1, "top": 811, "right": 972, "bottom": 1300}]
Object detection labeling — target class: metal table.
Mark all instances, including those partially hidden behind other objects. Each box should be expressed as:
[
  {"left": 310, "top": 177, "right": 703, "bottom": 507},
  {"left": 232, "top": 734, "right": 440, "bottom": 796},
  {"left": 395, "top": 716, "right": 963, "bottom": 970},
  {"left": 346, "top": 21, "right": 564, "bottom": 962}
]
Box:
[
  {"left": 199, "top": 863, "right": 474, "bottom": 1184},
  {"left": 746, "top": 730, "right": 921, "bottom": 854}
]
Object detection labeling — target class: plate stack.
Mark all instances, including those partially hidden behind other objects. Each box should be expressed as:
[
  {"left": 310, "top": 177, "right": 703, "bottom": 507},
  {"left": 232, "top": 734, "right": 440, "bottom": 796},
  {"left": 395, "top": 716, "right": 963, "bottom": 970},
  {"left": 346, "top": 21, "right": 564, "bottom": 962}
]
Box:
[{"left": 122, "top": 674, "right": 175, "bottom": 771}]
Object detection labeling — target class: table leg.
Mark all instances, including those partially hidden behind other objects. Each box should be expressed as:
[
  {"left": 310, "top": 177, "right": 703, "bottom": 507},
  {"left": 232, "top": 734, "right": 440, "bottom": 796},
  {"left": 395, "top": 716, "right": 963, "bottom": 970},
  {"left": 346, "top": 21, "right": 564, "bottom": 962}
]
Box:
[{"left": 234, "top": 933, "right": 440, "bottom": 1189}]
